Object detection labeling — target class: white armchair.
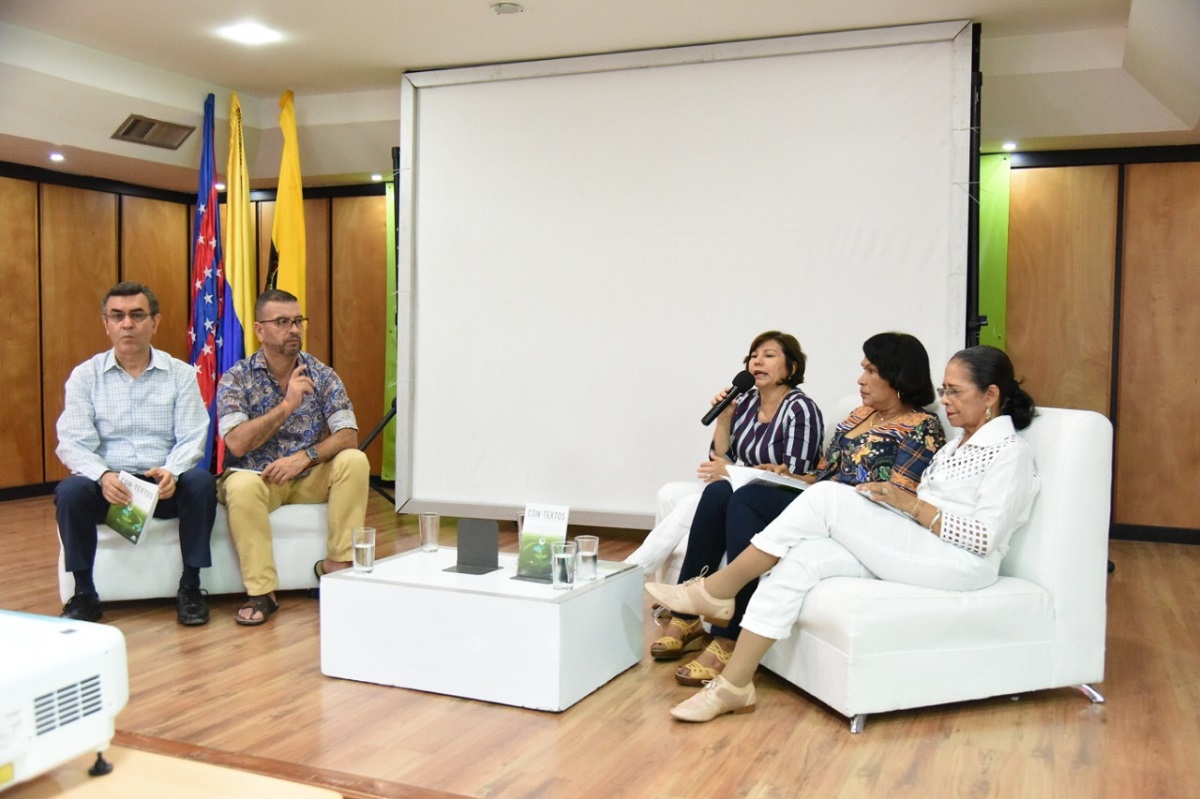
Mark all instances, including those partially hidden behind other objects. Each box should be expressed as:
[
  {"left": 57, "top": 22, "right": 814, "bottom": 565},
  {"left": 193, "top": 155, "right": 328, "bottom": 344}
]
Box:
[{"left": 662, "top": 406, "right": 1111, "bottom": 732}]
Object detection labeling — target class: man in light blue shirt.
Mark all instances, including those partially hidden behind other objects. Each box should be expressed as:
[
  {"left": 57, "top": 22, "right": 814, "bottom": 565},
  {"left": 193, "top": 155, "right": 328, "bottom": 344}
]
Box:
[{"left": 55, "top": 281, "right": 216, "bottom": 625}]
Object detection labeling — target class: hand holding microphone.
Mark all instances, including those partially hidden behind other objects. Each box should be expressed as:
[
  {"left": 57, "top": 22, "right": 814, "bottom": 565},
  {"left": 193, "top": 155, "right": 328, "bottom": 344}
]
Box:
[{"left": 701, "top": 370, "right": 755, "bottom": 426}]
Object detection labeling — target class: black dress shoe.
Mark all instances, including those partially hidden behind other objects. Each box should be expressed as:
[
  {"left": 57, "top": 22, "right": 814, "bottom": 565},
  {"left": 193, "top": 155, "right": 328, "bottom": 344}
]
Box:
[
  {"left": 61, "top": 592, "right": 103, "bottom": 622},
  {"left": 176, "top": 586, "right": 210, "bottom": 626}
]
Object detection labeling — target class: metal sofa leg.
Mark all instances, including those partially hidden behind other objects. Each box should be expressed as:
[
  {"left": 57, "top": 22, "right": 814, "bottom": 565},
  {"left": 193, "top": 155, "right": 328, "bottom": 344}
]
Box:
[
  {"left": 1077, "top": 684, "right": 1106, "bottom": 703},
  {"left": 850, "top": 713, "right": 868, "bottom": 734}
]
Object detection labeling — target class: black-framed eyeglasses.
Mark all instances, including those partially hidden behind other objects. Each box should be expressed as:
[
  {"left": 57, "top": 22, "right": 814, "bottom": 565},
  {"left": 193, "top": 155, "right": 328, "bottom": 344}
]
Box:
[
  {"left": 103, "top": 310, "right": 152, "bottom": 324},
  {"left": 258, "top": 316, "right": 309, "bottom": 330},
  {"left": 937, "top": 386, "right": 968, "bottom": 399}
]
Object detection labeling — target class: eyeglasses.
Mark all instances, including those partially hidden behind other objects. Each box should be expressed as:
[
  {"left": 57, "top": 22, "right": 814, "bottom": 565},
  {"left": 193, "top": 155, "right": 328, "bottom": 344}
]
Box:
[
  {"left": 937, "top": 386, "right": 968, "bottom": 399},
  {"left": 257, "top": 316, "right": 309, "bottom": 330},
  {"left": 103, "top": 310, "right": 152, "bottom": 323}
]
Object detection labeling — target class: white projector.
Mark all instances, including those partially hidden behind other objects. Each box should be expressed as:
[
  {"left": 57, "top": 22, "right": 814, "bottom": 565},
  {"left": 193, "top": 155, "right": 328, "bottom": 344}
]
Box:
[{"left": 0, "top": 610, "right": 129, "bottom": 793}]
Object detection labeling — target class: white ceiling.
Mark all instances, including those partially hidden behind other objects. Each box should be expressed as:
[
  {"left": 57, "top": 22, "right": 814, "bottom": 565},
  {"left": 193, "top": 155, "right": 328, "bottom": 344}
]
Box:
[{"left": 1, "top": 0, "right": 1198, "bottom": 193}]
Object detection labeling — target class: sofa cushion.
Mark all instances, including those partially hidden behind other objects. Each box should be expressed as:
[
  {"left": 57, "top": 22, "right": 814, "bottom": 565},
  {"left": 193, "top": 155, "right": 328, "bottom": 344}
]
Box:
[{"left": 57, "top": 503, "right": 330, "bottom": 602}]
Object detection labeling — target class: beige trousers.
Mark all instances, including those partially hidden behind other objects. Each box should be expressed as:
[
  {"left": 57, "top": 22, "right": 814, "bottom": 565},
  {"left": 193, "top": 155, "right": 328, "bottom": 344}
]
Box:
[{"left": 218, "top": 449, "right": 370, "bottom": 595}]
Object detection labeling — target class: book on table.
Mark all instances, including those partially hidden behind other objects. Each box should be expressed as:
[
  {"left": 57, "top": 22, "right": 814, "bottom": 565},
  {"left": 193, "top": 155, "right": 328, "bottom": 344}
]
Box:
[{"left": 104, "top": 471, "right": 159, "bottom": 545}]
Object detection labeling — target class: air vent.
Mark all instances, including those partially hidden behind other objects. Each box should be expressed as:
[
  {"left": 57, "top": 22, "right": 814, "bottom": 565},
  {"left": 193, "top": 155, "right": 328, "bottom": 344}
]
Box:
[
  {"left": 111, "top": 114, "right": 195, "bottom": 150},
  {"left": 34, "top": 675, "right": 104, "bottom": 735}
]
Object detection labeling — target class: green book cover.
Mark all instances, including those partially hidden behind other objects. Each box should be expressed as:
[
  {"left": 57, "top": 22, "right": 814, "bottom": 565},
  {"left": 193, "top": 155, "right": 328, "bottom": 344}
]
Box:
[
  {"left": 516, "top": 530, "right": 566, "bottom": 580},
  {"left": 104, "top": 471, "right": 158, "bottom": 545},
  {"left": 516, "top": 505, "right": 570, "bottom": 580}
]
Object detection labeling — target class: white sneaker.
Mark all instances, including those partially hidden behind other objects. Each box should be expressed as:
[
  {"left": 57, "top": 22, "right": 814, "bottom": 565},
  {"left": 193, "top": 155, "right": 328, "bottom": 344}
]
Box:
[{"left": 669, "top": 675, "right": 756, "bottom": 722}]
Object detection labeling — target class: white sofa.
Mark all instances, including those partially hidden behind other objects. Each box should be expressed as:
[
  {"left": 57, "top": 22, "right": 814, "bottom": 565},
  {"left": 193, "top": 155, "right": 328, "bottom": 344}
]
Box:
[
  {"left": 659, "top": 406, "right": 1111, "bottom": 732},
  {"left": 57, "top": 504, "right": 328, "bottom": 602}
]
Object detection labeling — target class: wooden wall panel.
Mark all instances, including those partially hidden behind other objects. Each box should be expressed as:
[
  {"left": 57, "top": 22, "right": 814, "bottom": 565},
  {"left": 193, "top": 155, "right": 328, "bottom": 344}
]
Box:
[
  {"left": 1115, "top": 162, "right": 1200, "bottom": 528},
  {"left": 1007, "top": 166, "right": 1117, "bottom": 414},
  {"left": 0, "top": 178, "right": 44, "bottom": 487},
  {"left": 256, "top": 199, "right": 331, "bottom": 362},
  {"left": 121, "top": 196, "right": 190, "bottom": 360},
  {"left": 331, "top": 196, "right": 388, "bottom": 472},
  {"left": 40, "top": 185, "right": 119, "bottom": 481}
]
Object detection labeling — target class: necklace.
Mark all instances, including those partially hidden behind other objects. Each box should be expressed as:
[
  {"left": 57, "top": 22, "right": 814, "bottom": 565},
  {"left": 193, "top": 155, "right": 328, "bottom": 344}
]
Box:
[{"left": 873, "top": 408, "right": 905, "bottom": 425}]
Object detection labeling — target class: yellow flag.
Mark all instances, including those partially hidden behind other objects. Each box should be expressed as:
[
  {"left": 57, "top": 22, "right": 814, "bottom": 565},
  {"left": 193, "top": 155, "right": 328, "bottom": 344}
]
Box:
[
  {"left": 268, "top": 90, "right": 306, "bottom": 322},
  {"left": 225, "top": 92, "right": 257, "bottom": 353}
]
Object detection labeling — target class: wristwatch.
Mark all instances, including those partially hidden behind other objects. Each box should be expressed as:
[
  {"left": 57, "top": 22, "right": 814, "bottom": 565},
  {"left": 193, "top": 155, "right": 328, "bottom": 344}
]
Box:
[{"left": 305, "top": 446, "right": 319, "bottom": 463}]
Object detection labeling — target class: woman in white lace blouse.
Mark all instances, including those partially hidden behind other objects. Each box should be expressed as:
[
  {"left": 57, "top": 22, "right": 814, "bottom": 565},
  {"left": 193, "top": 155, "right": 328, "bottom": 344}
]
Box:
[{"left": 645, "top": 345, "right": 1041, "bottom": 723}]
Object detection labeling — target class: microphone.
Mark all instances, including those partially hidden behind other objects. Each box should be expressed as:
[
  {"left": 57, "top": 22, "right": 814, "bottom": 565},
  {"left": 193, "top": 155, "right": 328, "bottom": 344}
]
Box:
[{"left": 701, "top": 370, "right": 755, "bottom": 426}]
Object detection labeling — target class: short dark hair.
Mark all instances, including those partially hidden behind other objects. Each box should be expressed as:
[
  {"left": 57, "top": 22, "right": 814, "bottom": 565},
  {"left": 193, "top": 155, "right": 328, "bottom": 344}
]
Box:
[
  {"left": 255, "top": 288, "right": 299, "bottom": 320},
  {"left": 950, "top": 345, "right": 1037, "bottom": 430},
  {"left": 101, "top": 281, "right": 159, "bottom": 315},
  {"left": 743, "top": 331, "right": 807, "bottom": 388},
  {"left": 862, "top": 332, "right": 936, "bottom": 407}
]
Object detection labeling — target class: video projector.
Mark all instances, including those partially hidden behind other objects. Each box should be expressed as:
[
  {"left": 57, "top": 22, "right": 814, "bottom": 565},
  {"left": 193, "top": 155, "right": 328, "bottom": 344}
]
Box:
[{"left": 0, "top": 610, "right": 129, "bottom": 793}]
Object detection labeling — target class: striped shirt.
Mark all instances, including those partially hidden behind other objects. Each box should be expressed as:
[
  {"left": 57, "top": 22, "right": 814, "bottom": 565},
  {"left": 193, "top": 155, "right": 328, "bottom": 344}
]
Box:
[
  {"left": 55, "top": 347, "right": 209, "bottom": 481},
  {"left": 714, "top": 387, "right": 824, "bottom": 475}
]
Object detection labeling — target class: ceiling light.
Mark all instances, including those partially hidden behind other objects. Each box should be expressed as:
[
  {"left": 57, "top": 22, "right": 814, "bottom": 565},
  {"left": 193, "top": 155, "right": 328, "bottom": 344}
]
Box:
[
  {"left": 370, "top": 174, "right": 383, "bottom": 182},
  {"left": 49, "top": 152, "right": 65, "bottom": 162},
  {"left": 215, "top": 182, "right": 226, "bottom": 191},
  {"left": 491, "top": 3, "right": 523, "bottom": 14},
  {"left": 216, "top": 21, "right": 284, "bottom": 46},
  {"left": 1001, "top": 141, "right": 1018, "bottom": 151}
]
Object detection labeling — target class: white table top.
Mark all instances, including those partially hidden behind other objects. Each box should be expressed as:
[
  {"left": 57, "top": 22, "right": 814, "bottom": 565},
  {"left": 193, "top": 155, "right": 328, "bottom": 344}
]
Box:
[{"left": 323, "top": 547, "right": 637, "bottom": 602}]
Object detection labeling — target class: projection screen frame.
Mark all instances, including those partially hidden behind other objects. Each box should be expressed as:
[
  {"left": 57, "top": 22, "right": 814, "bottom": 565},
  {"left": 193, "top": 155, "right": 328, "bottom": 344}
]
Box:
[{"left": 396, "top": 20, "right": 975, "bottom": 528}]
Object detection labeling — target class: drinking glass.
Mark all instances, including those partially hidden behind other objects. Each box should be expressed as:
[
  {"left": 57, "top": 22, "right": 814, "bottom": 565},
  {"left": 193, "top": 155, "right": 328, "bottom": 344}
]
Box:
[
  {"left": 352, "top": 526, "right": 376, "bottom": 573},
  {"left": 551, "top": 541, "right": 576, "bottom": 590},
  {"left": 575, "top": 535, "right": 599, "bottom": 581},
  {"left": 419, "top": 512, "right": 439, "bottom": 552}
]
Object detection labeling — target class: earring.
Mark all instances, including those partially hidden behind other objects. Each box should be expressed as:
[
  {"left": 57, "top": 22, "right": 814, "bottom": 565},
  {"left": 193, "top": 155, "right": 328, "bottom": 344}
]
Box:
[{"left": 985, "top": 406, "right": 993, "bottom": 421}]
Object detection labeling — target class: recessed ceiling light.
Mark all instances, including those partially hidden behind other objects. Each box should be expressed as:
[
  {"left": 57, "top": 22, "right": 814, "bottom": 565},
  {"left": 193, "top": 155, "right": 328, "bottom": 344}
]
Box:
[
  {"left": 1001, "top": 141, "right": 1018, "bottom": 151},
  {"left": 216, "top": 21, "right": 284, "bottom": 46},
  {"left": 215, "top": 182, "right": 227, "bottom": 191},
  {"left": 491, "top": 3, "right": 523, "bottom": 14},
  {"left": 49, "top": 152, "right": 65, "bottom": 162},
  {"left": 370, "top": 174, "right": 383, "bottom": 182}
]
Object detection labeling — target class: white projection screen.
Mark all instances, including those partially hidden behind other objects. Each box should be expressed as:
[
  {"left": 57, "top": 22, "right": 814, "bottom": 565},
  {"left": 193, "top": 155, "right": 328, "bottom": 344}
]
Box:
[{"left": 397, "top": 21, "right": 973, "bottom": 527}]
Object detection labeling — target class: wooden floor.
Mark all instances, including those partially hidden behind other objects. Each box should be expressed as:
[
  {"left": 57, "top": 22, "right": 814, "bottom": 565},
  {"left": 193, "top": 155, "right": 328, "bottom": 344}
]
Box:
[{"left": 4, "top": 491, "right": 1200, "bottom": 799}]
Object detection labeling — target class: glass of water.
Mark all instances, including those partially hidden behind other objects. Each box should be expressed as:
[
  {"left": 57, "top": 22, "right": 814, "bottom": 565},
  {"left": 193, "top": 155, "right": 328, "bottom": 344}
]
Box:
[
  {"left": 575, "top": 535, "right": 599, "bottom": 581},
  {"left": 551, "top": 540, "right": 576, "bottom": 589},
  {"left": 418, "top": 512, "right": 439, "bottom": 552},
  {"left": 352, "top": 526, "right": 376, "bottom": 573}
]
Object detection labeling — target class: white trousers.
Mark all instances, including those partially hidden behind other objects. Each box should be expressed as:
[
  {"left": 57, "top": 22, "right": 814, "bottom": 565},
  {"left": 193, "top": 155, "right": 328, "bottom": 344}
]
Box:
[
  {"left": 624, "top": 481, "right": 703, "bottom": 576},
  {"left": 741, "top": 481, "right": 998, "bottom": 640}
]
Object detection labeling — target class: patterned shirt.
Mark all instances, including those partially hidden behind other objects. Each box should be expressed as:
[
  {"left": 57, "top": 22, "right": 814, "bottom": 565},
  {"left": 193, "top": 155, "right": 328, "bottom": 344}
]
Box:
[
  {"left": 55, "top": 347, "right": 209, "bottom": 481},
  {"left": 216, "top": 350, "right": 357, "bottom": 472},
  {"left": 918, "top": 415, "right": 1040, "bottom": 558},
  {"left": 810, "top": 406, "right": 945, "bottom": 494},
  {"left": 714, "top": 387, "right": 824, "bottom": 476}
]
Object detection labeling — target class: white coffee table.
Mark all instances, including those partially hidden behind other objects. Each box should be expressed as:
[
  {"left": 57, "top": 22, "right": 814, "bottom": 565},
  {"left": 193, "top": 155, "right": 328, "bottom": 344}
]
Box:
[{"left": 319, "top": 548, "right": 643, "bottom": 711}]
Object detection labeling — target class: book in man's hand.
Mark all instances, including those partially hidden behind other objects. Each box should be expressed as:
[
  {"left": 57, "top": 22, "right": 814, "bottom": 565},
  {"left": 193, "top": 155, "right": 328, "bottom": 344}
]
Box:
[
  {"left": 725, "top": 465, "right": 809, "bottom": 493},
  {"left": 104, "top": 471, "right": 159, "bottom": 545}
]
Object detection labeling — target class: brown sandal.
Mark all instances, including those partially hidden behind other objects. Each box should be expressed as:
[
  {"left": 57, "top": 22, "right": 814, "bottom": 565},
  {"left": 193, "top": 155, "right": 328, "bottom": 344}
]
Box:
[
  {"left": 235, "top": 594, "right": 279, "bottom": 626},
  {"left": 649, "top": 616, "right": 706, "bottom": 660},
  {"left": 675, "top": 637, "right": 734, "bottom": 686}
]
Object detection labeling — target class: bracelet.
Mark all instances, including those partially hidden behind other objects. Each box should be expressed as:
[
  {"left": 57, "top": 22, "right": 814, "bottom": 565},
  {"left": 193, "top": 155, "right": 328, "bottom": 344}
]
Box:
[
  {"left": 928, "top": 510, "right": 942, "bottom": 533},
  {"left": 910, "top": 497, "right": 922, "bottom": 518}
]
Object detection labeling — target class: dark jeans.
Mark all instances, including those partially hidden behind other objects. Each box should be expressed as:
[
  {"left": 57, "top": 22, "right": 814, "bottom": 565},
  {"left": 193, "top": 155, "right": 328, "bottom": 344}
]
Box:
[
  {"left": 56, "top": 467, "right": 217, "bottom": 580},
  {"left": 677, "top": 481, "right": 800, "bottom": 639}
]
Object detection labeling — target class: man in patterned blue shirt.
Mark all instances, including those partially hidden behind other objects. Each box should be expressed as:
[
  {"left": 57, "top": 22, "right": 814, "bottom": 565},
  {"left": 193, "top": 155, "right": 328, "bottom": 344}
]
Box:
[
  {"left": 216, "top": 289, "right": 369, "bottom": 626},
  {"left": 55, "top": 281, "right": 216, "bottom": 625}
]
